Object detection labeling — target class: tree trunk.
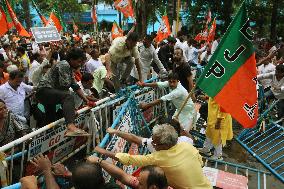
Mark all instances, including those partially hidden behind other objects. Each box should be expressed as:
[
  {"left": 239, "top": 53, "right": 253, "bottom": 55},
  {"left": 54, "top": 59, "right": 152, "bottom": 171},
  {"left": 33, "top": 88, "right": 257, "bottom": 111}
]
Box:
[
  {"left": 270, "top": 0, "right": 278, "bottom": 41},
  {"left": 141, "top": 0, "right": 147, "bottom": 36},
  {"left": 222, "top": 0, "right": 233, "bottom": 33},
  {"left": 136, "top": 0, "right": 147, "bottom": 37},
  {"left": 22, "top": 0, "right": 31, "bottom": 30}
]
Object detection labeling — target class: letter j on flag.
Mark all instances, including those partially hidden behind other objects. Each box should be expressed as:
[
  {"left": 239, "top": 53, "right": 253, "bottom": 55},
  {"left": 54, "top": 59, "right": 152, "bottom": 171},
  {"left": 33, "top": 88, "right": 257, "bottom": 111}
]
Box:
[{"left": 197, "top": 1, "right": 258, "bottom": 128}]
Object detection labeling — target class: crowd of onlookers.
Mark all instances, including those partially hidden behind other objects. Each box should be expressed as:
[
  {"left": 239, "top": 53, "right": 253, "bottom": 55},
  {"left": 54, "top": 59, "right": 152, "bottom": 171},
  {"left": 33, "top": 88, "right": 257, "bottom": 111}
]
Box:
[{"left": 0, "top": 28, "right": 283, "bottom": 188}]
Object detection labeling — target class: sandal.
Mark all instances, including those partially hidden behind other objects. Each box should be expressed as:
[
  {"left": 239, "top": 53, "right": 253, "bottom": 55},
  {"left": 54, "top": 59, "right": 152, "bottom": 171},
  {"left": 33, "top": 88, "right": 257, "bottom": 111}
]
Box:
[{"left": 65, "top": 129, "right": 91, "bottom": 137}]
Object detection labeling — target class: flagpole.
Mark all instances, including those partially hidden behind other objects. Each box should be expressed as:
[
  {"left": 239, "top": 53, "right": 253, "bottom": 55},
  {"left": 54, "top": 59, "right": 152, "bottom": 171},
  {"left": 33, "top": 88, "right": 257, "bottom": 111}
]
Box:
[
  {"left": 175, "top": 0, "right": 181, "bottom": 35},
  {"left": 174, "top": 85, "right": 197, "bottom": 119}
]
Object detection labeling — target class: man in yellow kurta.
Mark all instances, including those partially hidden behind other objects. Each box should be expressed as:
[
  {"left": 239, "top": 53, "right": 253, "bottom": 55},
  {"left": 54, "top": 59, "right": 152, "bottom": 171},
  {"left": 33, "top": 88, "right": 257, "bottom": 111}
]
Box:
[
  {"left": 198, "top": 97, "right": 233, "bottom": 160},
  {"left": 95, "top": 124, "right": 212, "bottom": 189}
]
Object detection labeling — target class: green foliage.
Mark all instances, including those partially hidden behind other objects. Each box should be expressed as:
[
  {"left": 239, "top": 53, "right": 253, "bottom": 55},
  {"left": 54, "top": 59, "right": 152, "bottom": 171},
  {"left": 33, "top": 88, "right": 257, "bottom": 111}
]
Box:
[{"left": 34, "top": 0, "right": 87, "bottom": 18}]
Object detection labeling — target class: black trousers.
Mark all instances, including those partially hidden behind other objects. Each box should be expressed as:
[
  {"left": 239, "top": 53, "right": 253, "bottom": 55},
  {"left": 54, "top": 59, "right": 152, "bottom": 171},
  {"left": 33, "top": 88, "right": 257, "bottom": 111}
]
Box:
[{"left": 36, "top": 88, "right": 75, "bottom": 125}]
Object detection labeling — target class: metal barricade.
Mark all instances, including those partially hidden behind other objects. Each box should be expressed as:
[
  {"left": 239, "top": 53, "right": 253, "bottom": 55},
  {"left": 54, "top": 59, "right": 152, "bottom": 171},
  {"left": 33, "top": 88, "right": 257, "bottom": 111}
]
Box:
[
  {"left": 0, "top": 78, "right": 168, "bottom": 188},
  {"left": 237, "top": 122, "right": 284, "bottom": 183}
]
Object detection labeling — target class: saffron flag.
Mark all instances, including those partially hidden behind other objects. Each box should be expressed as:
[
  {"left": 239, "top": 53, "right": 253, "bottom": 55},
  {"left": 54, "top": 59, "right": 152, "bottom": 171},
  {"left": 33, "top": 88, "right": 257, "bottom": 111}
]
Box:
[
  {"left": 194, "top": 30, "right": 208, "bottom": 41},
  {"left": 31, "top": 0, "right": 48, "bottom": 26},
  {"left": 73, "top": 20, "right": 78, "bottom": 33},
  {"left": 114, "top": 0, "right": 134, "bottom": 18},
  {"left": 111, "top": 22, "right": 123, "bottom": 39},
  {"left": 155, "top": 15, "right": 171, "bottom": 43},
  {"left": 207, "top": 18, "right": 216, "bottom": 42},
  {"left": 47, "top": 12, "right": 62, "bottom": 32},
  {"left": 7, "top": 22, "right": 13, "bottom": 29},
  {"left": 91, "top": 5, "right": 97, "bottom": 23},
  {"left": 197, "top": 2, "right": 258, "bottom": 128},
  {"left": 0, "top": 6, "right": 9, "bottom": 36},
  {"left": 5, "top": 0, "right": 30, "bottom": 37}
]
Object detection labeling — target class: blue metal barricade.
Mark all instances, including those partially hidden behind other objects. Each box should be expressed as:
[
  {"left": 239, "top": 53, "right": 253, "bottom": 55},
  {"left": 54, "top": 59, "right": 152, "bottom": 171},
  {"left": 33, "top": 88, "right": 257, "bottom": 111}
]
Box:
[{"left": 237, "top": 122, "right": 284, "bottom": 183}]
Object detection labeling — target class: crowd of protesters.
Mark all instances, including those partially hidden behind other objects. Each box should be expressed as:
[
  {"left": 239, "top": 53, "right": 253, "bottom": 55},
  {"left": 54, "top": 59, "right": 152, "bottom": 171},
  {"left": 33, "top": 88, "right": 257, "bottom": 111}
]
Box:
[{"left": 0, "top": 28, "right": 284, "bottom": 189}]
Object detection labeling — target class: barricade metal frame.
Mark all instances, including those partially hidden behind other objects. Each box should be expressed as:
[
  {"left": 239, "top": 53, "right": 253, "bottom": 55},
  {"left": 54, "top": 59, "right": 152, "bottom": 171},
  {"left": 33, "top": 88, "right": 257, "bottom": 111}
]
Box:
[
  {"left": 1, "top": 78, "right": 168, "bottom": 189},
  {"left": 236, "top": 122, "right": 284, "bottom": 183}
]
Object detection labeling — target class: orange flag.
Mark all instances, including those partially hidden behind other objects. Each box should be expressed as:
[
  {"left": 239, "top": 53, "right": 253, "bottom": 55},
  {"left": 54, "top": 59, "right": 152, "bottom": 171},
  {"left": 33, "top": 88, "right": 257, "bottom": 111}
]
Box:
[
  {"left": 0, "top": 6, "right": 9, "bottom": 36},
  {"left": 207, "top": 18, "right": 216, "bottom": 42},
  {"left": 73, "top": 20, "right": 78, "bottom": 33},
  {"left": 7, "top": 22, "right": 14, "bottom": 29},
  {"left": 155, "top": 15, "right": 171, "bottom": 43},
  {"left": 194, "top": 30, "right": 208, "bottom": 41},
  {"left": 91, "top": 5, "right": 97, "bottom": 23},
  {"left": 114, "top": 0, "right": 134, "bottom": 18},
  {"left": 5, "top": 0, "right": 30, "bottom": 37},
  {"left": 47, "top": 12, "right": 62, "bottom": 32},
  {"left": 111, "top": 22, "right": 123, "bottom": 39}
]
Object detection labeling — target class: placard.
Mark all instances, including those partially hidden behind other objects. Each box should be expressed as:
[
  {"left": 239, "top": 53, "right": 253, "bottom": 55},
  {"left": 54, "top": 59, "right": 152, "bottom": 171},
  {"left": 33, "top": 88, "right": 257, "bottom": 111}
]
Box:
[
  {"left": 31, "top": 26, "right": 61, "bottom": 43},
  {"left": 203, "top": 167, "right": 248, "bottom": 189}
]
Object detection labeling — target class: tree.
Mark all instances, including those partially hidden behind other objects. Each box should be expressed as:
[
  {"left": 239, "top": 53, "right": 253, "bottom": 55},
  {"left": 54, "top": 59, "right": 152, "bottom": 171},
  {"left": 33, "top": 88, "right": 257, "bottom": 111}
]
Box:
[
  {"left": 270, "top": 0, "right": 279, "bottom": 40},
  {"left": 22, "top": 0, "right": 31, "bottom": 30}
]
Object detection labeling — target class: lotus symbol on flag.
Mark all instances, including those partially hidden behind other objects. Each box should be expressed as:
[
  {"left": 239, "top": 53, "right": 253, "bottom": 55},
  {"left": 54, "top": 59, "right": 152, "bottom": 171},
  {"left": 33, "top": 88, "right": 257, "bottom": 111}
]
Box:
[
  {"left": 114, "top": 27, "right": 119, "bottom": 34},
  {"left": 47, "top": 20, "right": 55, "bottom": 27},
  {"left": 13, "top": 16, "right": 19, "bottom": 25},
  {"left": 160, "top": 22, "right": 167, "bottom": 33},
  {"left": 117, "top": 0, "right": 128, "bottom": 8}
]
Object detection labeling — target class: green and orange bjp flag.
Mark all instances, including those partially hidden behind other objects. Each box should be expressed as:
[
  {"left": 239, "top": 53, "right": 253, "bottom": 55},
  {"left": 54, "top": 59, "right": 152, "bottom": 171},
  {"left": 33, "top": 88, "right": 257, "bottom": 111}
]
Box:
[{"left": 197, "top": 2, "right": 257, "bottom": 128}]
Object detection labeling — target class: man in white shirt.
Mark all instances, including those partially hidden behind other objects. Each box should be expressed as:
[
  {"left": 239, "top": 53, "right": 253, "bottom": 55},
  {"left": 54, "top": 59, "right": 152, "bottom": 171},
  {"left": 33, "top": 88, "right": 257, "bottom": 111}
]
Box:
[
  {"left": 211, "top": 38, "right": 219, "bottom": 55},
  {"left": 0, "top": 70, "right": 33, "bottom": 122},
  {"left": 138, "top": 72, "right": 196, "bottom": 131},
  {"left": 257, "top": 64, "right": 284, "bottom": 125},
  {"left": 29, "top": 53, "right": 43, "bottom": 84},
  {"left": 31, "top": 39, "right": 40, "bottom": 54},
  {"left": 130, "top": 35, "right": 167, "bottom": 82},
  {"left": 82, "top": 31, "right": 91, "bottom": 43},
  {"left": 200, "top": 47, "right": 212, "bottom": 66},
  {"left": 85, "top": 49, "right": 103, "bottom": 74},
  {"left": 1, "top": 44, "right": 13, "bottom": 66},
  {"left": 257, "top": 61, "right": 276, "bottom": 90},
  {"left": 183, "top": 38, "right": 207, "bottom": 65}
]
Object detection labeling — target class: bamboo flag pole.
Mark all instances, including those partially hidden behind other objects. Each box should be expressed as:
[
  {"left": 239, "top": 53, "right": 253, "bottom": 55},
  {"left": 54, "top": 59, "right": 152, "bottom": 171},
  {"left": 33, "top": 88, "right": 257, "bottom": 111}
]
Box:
[
  {"left": 175, "top": 0, "right": 181, "bottom": 35},
  {"left": 174, "top": 85, "right": 197, "bottom": 119}
]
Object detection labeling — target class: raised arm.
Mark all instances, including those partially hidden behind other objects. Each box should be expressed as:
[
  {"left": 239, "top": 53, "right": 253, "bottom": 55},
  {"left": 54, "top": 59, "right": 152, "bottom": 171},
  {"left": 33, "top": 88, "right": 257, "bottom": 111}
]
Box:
[
  {"left": 87, "top": 156, "right": 137, "bottom": 187},
  {"left": 137, "top": 82, "right": 158, "bottom": 88},
  {"left": 107, "top": 127, "right": 143, "bottom": 145}
]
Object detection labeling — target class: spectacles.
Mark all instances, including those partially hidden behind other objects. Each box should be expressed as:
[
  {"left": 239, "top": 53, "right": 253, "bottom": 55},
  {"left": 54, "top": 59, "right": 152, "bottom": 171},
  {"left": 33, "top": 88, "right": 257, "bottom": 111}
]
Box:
[{"left": 151, "top": 141, "right": 163, "bottom": 147}]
